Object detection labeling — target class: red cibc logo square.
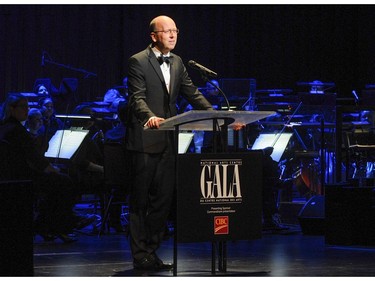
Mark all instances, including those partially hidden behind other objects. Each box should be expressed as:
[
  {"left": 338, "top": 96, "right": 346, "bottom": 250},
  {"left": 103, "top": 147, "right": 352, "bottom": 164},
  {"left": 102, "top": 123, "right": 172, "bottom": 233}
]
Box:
[{"left": 214, "top": 216, "right": 229, "bottom": 235}]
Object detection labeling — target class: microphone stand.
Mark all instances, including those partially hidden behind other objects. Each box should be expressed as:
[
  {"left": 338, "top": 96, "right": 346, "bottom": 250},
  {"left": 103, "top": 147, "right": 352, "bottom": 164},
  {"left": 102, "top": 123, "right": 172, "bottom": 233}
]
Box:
[
  {"left": 200, "top": 74, "right": 231, "bottom": 111},
  {"left": 271, "top": 101, "right": 307, "bottom": 150},
  {"left": 43, "top": 57, "right": 97, "bottom": 79},
  {"left": 199, "top": 73, "right": 231, "bottom": 273},
  {"left": 241, "top": 96, "right": 257, "bottom": 111}
]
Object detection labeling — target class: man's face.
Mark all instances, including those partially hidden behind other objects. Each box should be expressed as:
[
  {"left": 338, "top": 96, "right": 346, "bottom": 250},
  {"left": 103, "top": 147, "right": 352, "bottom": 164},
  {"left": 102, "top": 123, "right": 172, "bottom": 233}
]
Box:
[
  {"left": 29, "top": 113, "right": 43, "bottom": 131},
  {"left": 151, "top": 17, "right": 178, "bottom": 54},
  {"left": 38, "top": 85, "right": 49, "bottom": 95},
  {"left": 42, "top": 101, "right": 54, "bottom": 117}
]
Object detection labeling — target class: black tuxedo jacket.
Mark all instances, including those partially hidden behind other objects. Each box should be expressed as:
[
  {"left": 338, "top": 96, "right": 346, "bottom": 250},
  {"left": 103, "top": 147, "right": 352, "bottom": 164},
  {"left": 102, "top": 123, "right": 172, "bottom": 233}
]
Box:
[{"left": 126, "top": 46, "right": 213, "bottom": 153}]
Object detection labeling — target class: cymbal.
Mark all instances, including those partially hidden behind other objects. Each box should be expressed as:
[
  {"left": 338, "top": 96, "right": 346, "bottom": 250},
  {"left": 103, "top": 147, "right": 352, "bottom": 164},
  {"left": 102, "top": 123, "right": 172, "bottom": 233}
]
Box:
[
  {"left": 297, "top": 81, "right": 335, "bottom": 87},
  {"left": 112, "top": 85, "right": 128, "bottom": 89}
]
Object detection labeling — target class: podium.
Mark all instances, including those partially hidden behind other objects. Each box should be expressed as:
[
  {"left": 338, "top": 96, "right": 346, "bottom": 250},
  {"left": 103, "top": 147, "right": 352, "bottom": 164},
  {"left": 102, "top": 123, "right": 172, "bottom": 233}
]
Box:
[
  {"left": 155, "top": 110, "right": 276, "bottom": 275},
  {"left": 158, "top": 110, "right": 276, "bottom": 131}
]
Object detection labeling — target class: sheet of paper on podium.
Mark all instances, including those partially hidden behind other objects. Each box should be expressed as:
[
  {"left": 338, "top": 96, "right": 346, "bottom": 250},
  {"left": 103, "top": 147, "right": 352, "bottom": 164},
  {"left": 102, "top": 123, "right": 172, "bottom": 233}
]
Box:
[
  {"left": 44, "top": 129, "right": 89, "bottom": 159},
  {"left": 178, "top": 132, "right": 195, "bottom": 154}
]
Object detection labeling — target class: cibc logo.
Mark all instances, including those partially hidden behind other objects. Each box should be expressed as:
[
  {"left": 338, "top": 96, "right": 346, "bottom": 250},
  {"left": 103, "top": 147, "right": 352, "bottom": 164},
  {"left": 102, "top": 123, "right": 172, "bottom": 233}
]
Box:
[{"left": 214, "top": 216, "right": 229, "bottom": 235}]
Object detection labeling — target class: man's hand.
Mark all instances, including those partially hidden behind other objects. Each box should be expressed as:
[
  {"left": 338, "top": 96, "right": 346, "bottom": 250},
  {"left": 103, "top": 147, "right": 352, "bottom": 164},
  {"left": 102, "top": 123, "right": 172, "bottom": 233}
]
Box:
[
  {"left": 145, "top": 117, "right": 165, "bottom": 129},
  {"left": 232, "top": 122, "right": 246, "bottom": 131}
]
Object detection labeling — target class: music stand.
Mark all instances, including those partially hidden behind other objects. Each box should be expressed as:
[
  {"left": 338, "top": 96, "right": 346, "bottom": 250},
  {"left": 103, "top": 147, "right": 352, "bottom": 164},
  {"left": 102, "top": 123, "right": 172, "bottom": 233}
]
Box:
[
  {"left": 251, "top": 133, "right": 293, "bottom": 162},
  {"left": 59, "top": 78, "right": 78, "bottom": 95},
  {"left": 44, "top": 129, "right": 89, "bottom": 160},
  {"left": 178, "top": 132, "right": 195, "bottom": 154},
  {"left": 156, "top": 110, "right": 276, "bottom": 275}
]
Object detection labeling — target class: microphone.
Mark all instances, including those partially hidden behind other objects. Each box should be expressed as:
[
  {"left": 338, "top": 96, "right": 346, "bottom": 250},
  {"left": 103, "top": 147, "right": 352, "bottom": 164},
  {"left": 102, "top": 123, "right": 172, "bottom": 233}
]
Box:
[
  {"left": 188, "top": 60, "right": 218, "bottom": 78},
  {"left": 41, "top": 51, "right": 45, "bottom": 66},
  {"left": 352, "top": 90, "right": 359, "bottom": 103}
]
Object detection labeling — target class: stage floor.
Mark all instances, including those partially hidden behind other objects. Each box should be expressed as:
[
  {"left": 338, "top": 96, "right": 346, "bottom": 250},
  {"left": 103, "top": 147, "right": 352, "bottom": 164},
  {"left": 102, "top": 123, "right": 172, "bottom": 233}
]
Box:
[{"left": 33, "top": 224, "right": 375, "bottom": 277}]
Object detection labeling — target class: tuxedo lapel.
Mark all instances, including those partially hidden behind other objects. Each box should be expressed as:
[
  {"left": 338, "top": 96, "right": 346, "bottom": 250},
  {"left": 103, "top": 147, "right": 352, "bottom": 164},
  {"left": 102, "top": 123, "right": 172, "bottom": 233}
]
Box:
[
  {"left": 169, "top": 59, "right": 177, "bottom": 97},
  {"left": 148, "top": 50, "right": 172, "bottom": 95},
  {"left": 149, "top": 53, "right": 165, "bottom": 84}
]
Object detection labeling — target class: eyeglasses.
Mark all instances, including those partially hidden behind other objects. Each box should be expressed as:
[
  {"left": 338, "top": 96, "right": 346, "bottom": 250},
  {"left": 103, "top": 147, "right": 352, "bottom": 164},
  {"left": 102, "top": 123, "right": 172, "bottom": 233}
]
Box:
[{"left": 153, "top": 29, "right": 179, "bottom": 35}]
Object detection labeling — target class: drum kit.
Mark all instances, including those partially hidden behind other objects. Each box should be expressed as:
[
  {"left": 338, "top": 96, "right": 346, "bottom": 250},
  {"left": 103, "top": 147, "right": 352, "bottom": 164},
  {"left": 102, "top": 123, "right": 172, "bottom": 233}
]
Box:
[
  {"left": 260, "top": 80, "right": 339, "bottom": 200},
  {"left": 290, "top": 151, "right": 322, "bottom": 199}
]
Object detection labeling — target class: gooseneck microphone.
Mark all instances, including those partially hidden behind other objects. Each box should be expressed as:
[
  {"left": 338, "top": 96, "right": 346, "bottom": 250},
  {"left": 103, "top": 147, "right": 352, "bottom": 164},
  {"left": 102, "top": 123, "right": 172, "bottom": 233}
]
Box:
[
  {"left": 188, "top": 60, "right": 218, "bottom": 78},
  {"left": 188, "top": 60, "right": 231, "bottom": 110}
]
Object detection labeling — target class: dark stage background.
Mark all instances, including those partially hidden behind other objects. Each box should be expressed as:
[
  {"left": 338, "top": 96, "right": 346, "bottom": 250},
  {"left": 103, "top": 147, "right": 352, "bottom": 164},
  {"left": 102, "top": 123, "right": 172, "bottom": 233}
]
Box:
[{"left": 1, "top": 4, "right": 374, "bottom": 107}]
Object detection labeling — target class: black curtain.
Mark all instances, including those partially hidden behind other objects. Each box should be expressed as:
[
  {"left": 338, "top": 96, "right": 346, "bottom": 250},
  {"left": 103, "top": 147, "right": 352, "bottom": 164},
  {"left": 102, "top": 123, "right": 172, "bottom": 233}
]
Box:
[{"left": 1, "top": 4, "right": 374, "bottom": 110}]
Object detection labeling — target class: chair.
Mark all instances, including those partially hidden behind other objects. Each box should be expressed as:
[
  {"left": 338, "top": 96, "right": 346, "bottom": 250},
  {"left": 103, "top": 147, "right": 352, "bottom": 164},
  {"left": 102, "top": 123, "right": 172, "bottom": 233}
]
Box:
[
  {"left": 98, "top": 142, "right": 130, "bottom": 236},
  {"left": 0, "top": 140, "right": 11, "bottom": 180},
  {"left": 0, "top": 139, "right": 30, "bottom": 181}
]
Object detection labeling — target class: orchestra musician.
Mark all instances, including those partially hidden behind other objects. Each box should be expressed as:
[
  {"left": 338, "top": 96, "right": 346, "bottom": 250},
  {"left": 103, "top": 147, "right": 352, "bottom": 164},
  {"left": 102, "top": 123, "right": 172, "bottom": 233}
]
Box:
[
  {"left": 0, "top": 93, "right": 93, "bottom": 243},
  {"left": 69, "top": 104, "right": 105, "bottom": 195},
  {"left": 38, "top": 97, "right": 64, "bottom": 153},
  {"left": 25, "top": 107, "right": 48, "bottom": 154},
  {"left": 103, "top": 100, "right": 130, "bottom": 233}
]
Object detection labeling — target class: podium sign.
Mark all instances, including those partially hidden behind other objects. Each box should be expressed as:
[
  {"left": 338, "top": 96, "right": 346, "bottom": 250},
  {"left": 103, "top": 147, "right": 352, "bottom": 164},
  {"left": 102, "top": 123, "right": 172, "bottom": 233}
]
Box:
[{"left": 177, "top": 151, "right": 263, "bottom": 243}]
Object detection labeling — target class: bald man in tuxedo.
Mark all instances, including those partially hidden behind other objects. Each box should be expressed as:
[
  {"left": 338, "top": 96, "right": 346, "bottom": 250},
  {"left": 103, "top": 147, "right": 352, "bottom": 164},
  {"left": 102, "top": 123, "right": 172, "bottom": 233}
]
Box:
[{"left": 126, "top": 15, "right": 213, "bottom": 271}]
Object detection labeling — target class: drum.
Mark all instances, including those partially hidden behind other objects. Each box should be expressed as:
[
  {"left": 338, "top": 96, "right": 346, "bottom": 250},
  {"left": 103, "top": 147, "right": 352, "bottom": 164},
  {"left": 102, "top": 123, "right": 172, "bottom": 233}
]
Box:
[{"left": 293, "top": 160, "right": 322, "bottom": 198}]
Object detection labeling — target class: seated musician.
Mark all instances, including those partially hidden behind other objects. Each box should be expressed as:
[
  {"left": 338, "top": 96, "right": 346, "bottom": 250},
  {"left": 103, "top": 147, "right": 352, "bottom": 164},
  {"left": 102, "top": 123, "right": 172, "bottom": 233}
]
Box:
[
  {"left": 103, "top": 88, "right": 126, "bottom": 110},
  {"left": 203, "top": 79, "right": 221, "bottom": 107},
  {"left": 103, "top": 100, "right": 130, "bottom": 233},
  {"left": 0, "top": 93, "right": 94, "bottom": 243},
  {"left": 39, "top": 97, "right": 65, "bottom": 148},
  {"left": 261, "top": 147, "right": 290, "bottom": 232},
  {"left": 25, "top": 107, "right": 47, "bottom": 154},
  {"left": 34, "top": 84, "right": 51, "bottom": 97},
  {"left": 69, "top": 104, "right": 105, "bottom": 195}
]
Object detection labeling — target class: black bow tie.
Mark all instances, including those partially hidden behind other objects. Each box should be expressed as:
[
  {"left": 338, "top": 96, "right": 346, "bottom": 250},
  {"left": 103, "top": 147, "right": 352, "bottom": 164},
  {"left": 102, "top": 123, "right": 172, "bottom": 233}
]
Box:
[{"left": 158, "top": 55, "right": 171, "bottom": 65}]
